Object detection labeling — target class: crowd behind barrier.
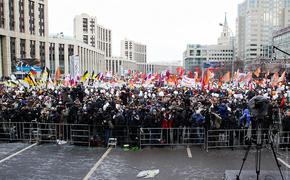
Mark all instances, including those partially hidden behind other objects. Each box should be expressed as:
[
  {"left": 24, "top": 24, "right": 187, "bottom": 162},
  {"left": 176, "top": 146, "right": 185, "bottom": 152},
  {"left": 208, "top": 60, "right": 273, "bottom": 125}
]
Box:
[{"left": 0, "top": 82, "right": 290, "bottom": 149}]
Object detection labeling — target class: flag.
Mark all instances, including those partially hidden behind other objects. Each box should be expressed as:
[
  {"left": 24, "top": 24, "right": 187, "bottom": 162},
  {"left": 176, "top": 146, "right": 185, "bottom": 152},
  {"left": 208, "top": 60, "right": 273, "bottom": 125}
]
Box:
[
  {"left": 222, "top": 71, "right": 231, "bottom": 83},
  {"left": 271, "top": 72, "right": 279, "bottom": 86},
  {"left": 278, "top": 71, "right": 286, "bottom": 82},
  {"left": 202, "top": 69, "right": 212, "bottom": 91},
  {"left": 233, "top": 69, "right": 239, "bottom": 82},
  {"left": 244, "top": 72, "right": 252, "bottom": 84},
  {"left": 30, "top": 67, "right": 37, "bottom": 75},
  {"left": 41, "top": 67, "right": 50, "bottom": 82},
  {"left": 91, "top": 70, "right": 95, "bottom": 79},
  {"left": 253, "top": 67, "right": 261, "bottom": 77},
  {"left": 179, "top": 68, "right": 185, "bottom": 77},
  {"left": 54, "top": 67, "right": 61, "bottom": 82},
  {"left": 187, "top": 71, "right": 193, "bottom": 78},
  {"left": 23, "top": 74, "right": 36, "bottom": 86},
  {"left": 81, "top": 70, "right": 89, "bottom": 82},
  {"left": 176, "top": 67, "right": 182, "bottom": 75},
  {"left": 280, "top": 96, "right": 286, "bottom": 109}
]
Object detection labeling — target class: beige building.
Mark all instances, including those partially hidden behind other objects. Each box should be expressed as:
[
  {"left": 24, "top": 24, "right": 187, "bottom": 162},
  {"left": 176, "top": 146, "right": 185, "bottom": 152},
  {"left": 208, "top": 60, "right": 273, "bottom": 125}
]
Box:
[
  {"left": 105, "top": 56, "right": 136, "bottom": 75},
  {"left": 121, "top": 39, "right": 147, "bottom": 63},
  {"left": 236, "top": 0, "right": 290, "bottom": 65},
  {"left": 48, "top": 35, "right": 105, "bottom": 76},
  {"left": 0, "top": 0, "right": 49, "bottom": 77},
  {"left": 74, "top": 13, "right": 112, "bottom": 58},
  {"left": 0, "top": 1, "right": 106, "bottom": 78}
]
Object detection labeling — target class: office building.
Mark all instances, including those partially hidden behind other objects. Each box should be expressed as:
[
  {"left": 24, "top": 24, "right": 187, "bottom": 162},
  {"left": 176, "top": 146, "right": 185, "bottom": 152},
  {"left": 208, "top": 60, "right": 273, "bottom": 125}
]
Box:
[
  {"left": 74, "top": 13, "right": 112, "bottom": 57},
  {"left": 236, "top": 0, "right": 290, "bottom": 64},
  {"left": 0, "top": 0, "right": 49, "bottom": 77}
]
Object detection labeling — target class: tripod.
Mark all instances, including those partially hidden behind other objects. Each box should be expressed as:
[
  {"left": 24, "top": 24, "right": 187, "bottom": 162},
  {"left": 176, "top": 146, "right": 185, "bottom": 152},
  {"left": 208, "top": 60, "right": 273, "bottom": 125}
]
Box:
[{"left": 236, "top": 121, "right": 285, "bottom": 180}]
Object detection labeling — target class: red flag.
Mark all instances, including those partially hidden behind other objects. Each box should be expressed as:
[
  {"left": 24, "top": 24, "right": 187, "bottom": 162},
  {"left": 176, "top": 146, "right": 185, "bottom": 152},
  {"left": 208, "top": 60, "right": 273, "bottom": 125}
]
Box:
[
  {"left": 280, "top": 96, "right": 285, "bottom": 109},
  {"left": 54, "top": 67, "right": 61, "bottom": 83},
  {"left": 222, "top": 71, "right": 231, "bottom": 83},
  {"left": 180, "top": 68, "right": 185, "bottom": 77},
  {"left": 187, "top": 71, "right": 193, "bottom": 78},
  {"left": 166, "top": 70, "right": 170, "bottom": 79},
  {"left": 176, "top": 67, "right": 181, "bottom": 75},
  {"left": 202, "top": 69, "right": 211, "bottom": 91}
]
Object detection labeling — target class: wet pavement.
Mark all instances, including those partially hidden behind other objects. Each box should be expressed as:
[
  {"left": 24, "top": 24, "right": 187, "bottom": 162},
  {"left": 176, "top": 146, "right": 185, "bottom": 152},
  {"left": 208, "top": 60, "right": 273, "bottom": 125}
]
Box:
[
  {"left": 0, "top": 143, "right": 105, "bottom": 180},
  {"left": 91, "top": 147, "right": 281, "bottom": 180},
  {"left": 0, "top": 143, "right": 30, "bottom": 159},
  {"left": 0, "top": 143, "right": 287, "bottom": 180}
]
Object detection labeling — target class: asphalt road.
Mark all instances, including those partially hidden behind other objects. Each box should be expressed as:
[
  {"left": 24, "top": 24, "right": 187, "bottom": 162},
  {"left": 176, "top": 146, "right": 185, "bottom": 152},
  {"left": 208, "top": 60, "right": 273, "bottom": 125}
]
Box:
[{"left": 0, "top": 143, "right": 288, "bottom": 180}]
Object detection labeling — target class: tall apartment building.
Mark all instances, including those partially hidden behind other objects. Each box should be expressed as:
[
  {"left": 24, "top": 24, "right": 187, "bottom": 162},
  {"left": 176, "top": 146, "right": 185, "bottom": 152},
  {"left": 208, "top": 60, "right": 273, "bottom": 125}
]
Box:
[
  {"left": 236, "top": 0, "right": 290, "bottom": 65},
  {"left": 121, "top": 39, "right": 147, "bottom": 63},
  {"left": 0, "top": 0, "right": 49, "bottom": 77},
  {"left": 74, "top": 13, "right": 112, "bottom": 58}
]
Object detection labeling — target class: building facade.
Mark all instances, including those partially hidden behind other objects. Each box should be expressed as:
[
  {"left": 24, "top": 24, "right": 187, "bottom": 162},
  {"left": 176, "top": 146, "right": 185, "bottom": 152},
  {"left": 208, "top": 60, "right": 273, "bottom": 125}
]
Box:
[
  {"left": 121, "top": 39, "right": 147, "bottom": 63},
  {"left": 48, "top": 36, "right": 105, "bottom": 76},
  {"left": 0, "top": 0, "right": 49, "bottom": 77},
  {"left": 74, "top": 13, "right": 112, "bottom": 58},
  {"left": 236, "top": 0, "right": 290, "bottom": 64},
  {"left": 105, "top": 56, "right": 136, "bottom": 75},
  {"left": 272, "top": 26, "right": 290, "bottom": 71},
  {"left": 183, "top": 15, "right": 233, "bottom": 73},
  {"left": 183, "top": 44, "right": 233, "bottom": 72}
]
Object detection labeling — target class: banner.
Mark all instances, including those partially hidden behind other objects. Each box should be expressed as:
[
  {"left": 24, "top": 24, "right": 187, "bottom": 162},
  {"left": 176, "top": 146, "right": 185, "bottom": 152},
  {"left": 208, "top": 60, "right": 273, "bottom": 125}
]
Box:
[
  {"left": 181, "top": 76, "right": 195, "bottom": 88},
  {"left": 69, "top": 55, "right": 80, "bottom": 80},
  {"left": 16, "top": 66, "right": 41, "bottom": 72}
]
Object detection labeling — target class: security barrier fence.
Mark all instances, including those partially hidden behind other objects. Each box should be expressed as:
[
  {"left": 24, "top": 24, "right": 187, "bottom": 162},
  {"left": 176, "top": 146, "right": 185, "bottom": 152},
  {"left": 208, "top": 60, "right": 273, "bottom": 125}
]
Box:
[
  {"left": 140, "top": 127, "right": 205, "bottom": 147},
  {"left": 0, "top": 122, "right": 140, "bottom": 146},
  {"left": 1, "top": 122, "right": 290, "bottom": 151}
]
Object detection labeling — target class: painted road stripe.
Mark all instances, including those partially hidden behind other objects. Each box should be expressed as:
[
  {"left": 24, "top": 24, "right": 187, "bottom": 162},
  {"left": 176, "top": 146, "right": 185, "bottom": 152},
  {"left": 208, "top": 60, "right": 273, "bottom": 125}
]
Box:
[
  {"left": 187, "top": 147, "right": 192, "bottom": 158},
  {"left": 0, "top": 143, "right": 37, "bottom": 164},
  {"left": 83, "top": 147, "right": 112, "bottom": 180},
  {"left": 278, "top": 158, "right": 290, "bottom": 169}
]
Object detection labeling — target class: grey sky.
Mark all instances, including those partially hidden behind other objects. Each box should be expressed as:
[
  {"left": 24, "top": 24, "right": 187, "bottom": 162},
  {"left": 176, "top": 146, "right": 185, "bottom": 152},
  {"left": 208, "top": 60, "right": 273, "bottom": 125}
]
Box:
[{"left": 48, "top": 0, "right": 243, "bottom": 63}]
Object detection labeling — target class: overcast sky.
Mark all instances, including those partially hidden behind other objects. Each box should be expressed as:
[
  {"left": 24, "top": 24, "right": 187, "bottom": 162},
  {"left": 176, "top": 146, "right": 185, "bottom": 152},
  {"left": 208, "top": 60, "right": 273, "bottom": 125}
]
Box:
[{"left": 48, "top": 0, "right": 244, "bottom": 63}]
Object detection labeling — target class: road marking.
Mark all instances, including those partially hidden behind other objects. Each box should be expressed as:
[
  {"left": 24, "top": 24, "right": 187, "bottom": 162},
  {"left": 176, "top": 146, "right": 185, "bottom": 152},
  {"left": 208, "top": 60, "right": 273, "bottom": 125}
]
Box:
[
  {"left": 187, "top": 147, "right": 192, "bottom": 158},
  {"left": 0, "top": 143, "right": 37, "bottom": 164},
  {"left": 278, "top": 158, "right": 290, "bottom": 169},
  {"left": 83, "top": 147, "right": 112, "bottom": 180}
]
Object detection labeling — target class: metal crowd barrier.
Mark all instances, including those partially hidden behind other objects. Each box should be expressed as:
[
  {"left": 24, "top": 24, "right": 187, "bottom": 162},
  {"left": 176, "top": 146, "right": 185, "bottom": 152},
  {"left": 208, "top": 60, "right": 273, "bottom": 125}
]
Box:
[
  {"left": 0, "top": 122, "right": 141, "bottom": 147},
  {"left": 206, "top": 129, "right": 271, "bottom": 151},
  {"left": 0, "top": 122, "right": 91, "bottom": 145},
  {"left": 140, "top": 127, "right": 205, "bottom": 148}
]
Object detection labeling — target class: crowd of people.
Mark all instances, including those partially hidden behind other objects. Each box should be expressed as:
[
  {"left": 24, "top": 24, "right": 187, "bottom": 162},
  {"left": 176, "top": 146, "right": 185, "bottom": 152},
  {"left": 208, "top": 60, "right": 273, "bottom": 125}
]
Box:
[{"left": 0, "top": 81, "right": 290, "bottom": 146}]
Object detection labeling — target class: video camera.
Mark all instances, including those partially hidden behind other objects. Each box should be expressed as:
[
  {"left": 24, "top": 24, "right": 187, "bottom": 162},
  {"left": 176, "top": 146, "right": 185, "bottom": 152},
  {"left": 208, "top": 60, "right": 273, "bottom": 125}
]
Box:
[{"left": 248, "top": 96, "right": 269, "bottom": 119}]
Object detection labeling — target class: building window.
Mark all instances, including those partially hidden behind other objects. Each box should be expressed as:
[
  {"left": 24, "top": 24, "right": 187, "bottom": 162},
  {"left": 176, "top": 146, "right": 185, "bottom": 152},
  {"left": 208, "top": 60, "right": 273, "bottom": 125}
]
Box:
[
  {"left": 59, "top": 44, "right": 65, "bottom": 73},
  {"left": 19, "top": 0, "right": 25, "bottom": 33},
  {"left": 83, "top": 18, "right": 88, "bottom": 33},
  {"left": 90, "top": 35, "right": 95, "bottom": 47},
  {"left": 90, "top": 19, "right": 95, "bottom": 33},
  {"left": 30, "top": 40, "right": 35, "bottom": 58},
  {"left": 83, "top": 35, "right": 88, "bottom": 44},
  {"left": 0, "top": 0, "right": 4, "bottom": 29},
  {"left": 29, "top": 0, "right": 35, "bottom": 35},
  {"left": 10, "top": 37, "right": 16, "bottom": 72},
  {"left": 39, "top": 42, "right": 45, "bottom": 67},
  {"left": 39, "top": 3, "right": 45, "bottom": 36},
  {"left": 49, "top": 43, "right": 55, "bottom": 74},
  {"left": 20, "top": 39, "right": 26, "bottom": 59},
  {"left": 9, "top": 0, "right": 14, "bottom": 31}
]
